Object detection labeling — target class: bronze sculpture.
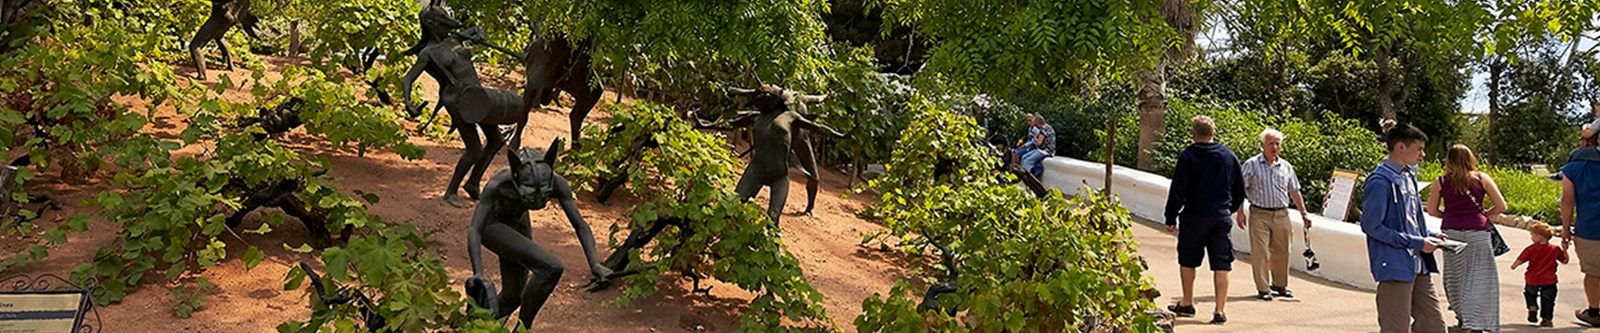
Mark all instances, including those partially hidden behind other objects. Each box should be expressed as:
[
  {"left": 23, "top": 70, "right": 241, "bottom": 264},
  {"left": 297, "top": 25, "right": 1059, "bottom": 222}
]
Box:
[
  {"left": 705, "top": 85, "right": 842, "bottom": 223},
  {"left": 519, "top": 29, "right": 602, "bottom": 148},
  {"left": 464, "top": 139, "right": 615, "bottom": 328},
  {"left": 188, "top": 0, "right": 260, "bottom": 80},
  {"left": 400, "top": 2, "right": 534, "bottom": 207}
]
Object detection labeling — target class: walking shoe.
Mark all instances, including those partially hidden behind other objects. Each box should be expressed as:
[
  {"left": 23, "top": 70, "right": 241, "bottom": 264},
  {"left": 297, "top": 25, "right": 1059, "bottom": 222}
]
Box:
[
  {"left": 1577, "top": 308, "right": 1600, "bottom": 326},
  {"left": 1529, "top": 310, "right": 1539, "bottom": 324},
  {"left": 1270, "top": 286, "right": 1295, "bottom": 299},
  {"left": 1209, "top": 312, "right": 1227, "bottom": 325},
  {"left": 1256, "top": 291, "right": 1274, "bottom": 301},
  {"left": 1541, "top": 319, "right": 1554, "bottom": 327},
  {"left": 1166, "top": 304, "right": 1196, "bottom": 317}
]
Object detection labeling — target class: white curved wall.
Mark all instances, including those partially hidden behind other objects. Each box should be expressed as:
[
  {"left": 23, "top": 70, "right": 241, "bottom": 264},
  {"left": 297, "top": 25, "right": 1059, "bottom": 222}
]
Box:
[{"left": 1041, "top": 157, "right": 1444, "bottom": 290}]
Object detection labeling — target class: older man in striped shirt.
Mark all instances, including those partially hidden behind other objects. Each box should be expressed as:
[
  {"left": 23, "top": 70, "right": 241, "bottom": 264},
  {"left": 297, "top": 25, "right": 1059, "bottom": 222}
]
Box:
[{"left": 1235, "top": 128, "right": 1313, "bottom": 301}]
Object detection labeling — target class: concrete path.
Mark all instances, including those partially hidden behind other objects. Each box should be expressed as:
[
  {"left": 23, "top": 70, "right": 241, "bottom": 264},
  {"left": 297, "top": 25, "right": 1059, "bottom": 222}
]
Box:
[{"left": 1133, "top": 219, "right": 1595, "bottom": 332}]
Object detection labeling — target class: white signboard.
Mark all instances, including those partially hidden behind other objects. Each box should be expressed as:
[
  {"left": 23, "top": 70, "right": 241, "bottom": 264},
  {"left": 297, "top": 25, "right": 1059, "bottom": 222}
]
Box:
[{"left": 1322, "top": 169, "right": 1361, "bottom": 221}]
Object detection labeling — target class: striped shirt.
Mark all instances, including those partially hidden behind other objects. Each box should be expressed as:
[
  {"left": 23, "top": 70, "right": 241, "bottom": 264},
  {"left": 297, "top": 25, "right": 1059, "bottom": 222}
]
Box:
[{"left": 1241, "top": 154, "right": 1301, "bottom": 208}]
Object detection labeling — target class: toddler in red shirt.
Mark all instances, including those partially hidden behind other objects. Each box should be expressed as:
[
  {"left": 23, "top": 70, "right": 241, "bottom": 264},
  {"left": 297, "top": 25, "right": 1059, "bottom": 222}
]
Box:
[{"left": 1513, "top": 223, "right": 1569, "bottom": 327}]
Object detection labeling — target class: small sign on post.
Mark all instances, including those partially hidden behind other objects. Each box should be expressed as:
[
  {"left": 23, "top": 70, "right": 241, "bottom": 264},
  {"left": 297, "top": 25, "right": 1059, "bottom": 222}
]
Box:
[
  {"left": 1321, "top": 169, "right": 1361, "bottom": 222},
  {"left": 0, "top": 274, "right": 100, "bottom": 333}
]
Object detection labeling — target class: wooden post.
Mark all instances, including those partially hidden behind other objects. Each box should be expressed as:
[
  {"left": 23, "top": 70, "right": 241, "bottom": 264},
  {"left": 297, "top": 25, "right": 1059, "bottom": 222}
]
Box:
[
  {"left": 289, "top": 21, "right": 302, "bottom": 55},
  {"left": 1103, "top": 115, "right": 1116, "bottom": 196}
]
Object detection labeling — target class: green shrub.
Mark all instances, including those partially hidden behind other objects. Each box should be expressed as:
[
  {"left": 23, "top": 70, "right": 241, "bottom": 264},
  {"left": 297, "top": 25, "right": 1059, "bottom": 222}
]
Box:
[
  {"left": 1100, "top": 97, "right": 1386, "bottom": 212},
  {"left": 857, "top": 100, "right": 1157, "bottom": 332},
  {"left": 564, "top": 102, "right": 830, "bottom": 331}
]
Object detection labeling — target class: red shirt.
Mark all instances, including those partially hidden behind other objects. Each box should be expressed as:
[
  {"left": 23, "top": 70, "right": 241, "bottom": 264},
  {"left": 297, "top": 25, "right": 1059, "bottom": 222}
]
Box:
[{"left": 1518, "top": 242, "right": 1569, "bottom": 286}]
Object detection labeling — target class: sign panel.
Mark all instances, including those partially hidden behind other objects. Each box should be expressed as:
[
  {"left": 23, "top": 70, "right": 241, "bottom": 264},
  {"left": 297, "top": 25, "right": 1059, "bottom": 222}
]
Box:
[
  {"left": 1322, "top": 169, "right": 1361, "bottom": 221},
  {"left": 0, "top": 290, "right": 89, "bottom": 333}
]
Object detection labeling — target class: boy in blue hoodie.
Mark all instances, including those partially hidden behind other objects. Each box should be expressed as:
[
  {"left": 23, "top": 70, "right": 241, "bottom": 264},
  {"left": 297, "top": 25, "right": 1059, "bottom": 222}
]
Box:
[
  {"left": 1163, "top": 115, "right": 1247, "bottom": 324},
  {"left": 1360, "top": 123, "right": 1445, "bottom": 333}
]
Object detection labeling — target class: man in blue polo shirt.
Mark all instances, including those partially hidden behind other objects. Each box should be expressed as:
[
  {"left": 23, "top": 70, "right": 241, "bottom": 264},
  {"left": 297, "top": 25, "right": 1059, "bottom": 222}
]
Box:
[
  {"left": 1163, "top": 115, "right": 1246, "bottom": 325},
  {"left": 1564, "top": 121, "right": 1600, "bottom": 325},
  {"left": 1360, "top": 123, "right": 1444, "bottom": 333}
]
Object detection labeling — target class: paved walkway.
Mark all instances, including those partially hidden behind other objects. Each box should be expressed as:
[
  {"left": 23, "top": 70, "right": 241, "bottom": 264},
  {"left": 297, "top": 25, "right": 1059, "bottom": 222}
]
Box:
[{"left": 1133, "top": 219, "right": 1594, "bottom": 332}]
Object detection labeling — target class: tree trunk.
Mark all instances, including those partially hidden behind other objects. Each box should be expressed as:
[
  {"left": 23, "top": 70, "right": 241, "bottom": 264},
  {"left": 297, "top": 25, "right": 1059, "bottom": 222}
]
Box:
[
  {"left": 289, "top": 21, "right": 302, "bottom": 55},
  {"left": 1135, "top": 61, "right": 1167, "bottom": 170},
  {"left": 1134, "top": 0, "right": 1198, "bottom": 170},
  {"left": 1484, "top": 59, "right": 1503, "bottom": 163},
  {"left": 1375, "top": 46, "right": 1397, "bottom": 120},
  {"left": 1105, "top": 115, "right": 1116, "bottom": 195}
]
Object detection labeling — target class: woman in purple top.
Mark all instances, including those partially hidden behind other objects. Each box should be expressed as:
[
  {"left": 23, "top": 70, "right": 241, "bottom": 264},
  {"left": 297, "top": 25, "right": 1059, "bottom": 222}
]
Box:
[{"left": 1425, "top": 144, "right": 1508, "bottom": 333}]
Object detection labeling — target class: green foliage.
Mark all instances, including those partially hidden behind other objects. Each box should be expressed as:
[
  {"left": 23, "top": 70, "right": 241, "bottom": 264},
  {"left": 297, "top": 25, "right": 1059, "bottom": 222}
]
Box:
[
  {"left": 1418, "top": 163, "right": 1562, "bottom": 223},
  {"left": 564, "top": 102, "right": 830, "bottom": 331},
  {"left": 232, "top": 66, "right": 425, "bottom": 159},
  {"left": 1103, "top": 97, "right": 1386, "bottom": 212},
  {"left": 171, "top": 278, "right": 218, "bottom": 319},
  {"left": 811, "top": 47, "right": 915, "bottom": 170},
  {"left": 453, "top": 0, "right": 835, "bottom": 94},
  {"left": 288, "top": 0, "right": 421, "bottom": 101},
  {"left": 858, "top": 101, "right": 1157, "bottom": 332},
  {"left": 277, "top": 223, "right": 513, "bottom": 332},
  {"left": 870, "top": 0, "right": 1173, "bottom": 93},
  {"left": 866, "top": 97, "right": 998, "bottom": 203}
]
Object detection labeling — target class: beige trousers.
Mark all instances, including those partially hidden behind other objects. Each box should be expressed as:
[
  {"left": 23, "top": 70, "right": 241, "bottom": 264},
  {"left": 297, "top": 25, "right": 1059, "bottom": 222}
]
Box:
[
  {"left": 1376, "top": 274, "right": 1446, "bottom": 333},
  {"left": 1249, "top": 207, "right": 1291, "bottom": 292}
]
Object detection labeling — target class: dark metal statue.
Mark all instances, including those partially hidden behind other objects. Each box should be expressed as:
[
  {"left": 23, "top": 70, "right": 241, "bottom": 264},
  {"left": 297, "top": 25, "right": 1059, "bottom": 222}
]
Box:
[
  {"left": 189, "top": 0, "right": 261, "bottom": 80},
  {"left": 464, "top": 139, "right": 617, "bottom": 328},
  {"left": 702, "top": 85, "right": 842, "bottom": 223},
  {"left": 519, "top": 31, "right": 602, "bottom": 148},
  {"left": 400, "top": 1, "right": 534, "bottom": 207}
]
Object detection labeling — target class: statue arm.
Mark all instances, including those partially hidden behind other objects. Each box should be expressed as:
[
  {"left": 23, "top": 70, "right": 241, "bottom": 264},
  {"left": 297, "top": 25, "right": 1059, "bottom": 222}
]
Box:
[
  {"left": 466, "top": 197, "right": 491, "bottom": 276},
  {"left": 554, "top": 176, "right": 611, "bottom": 278},
  {"left": 399, "top": 53, "right": 430, "bottom": 116},
  {"left": 793, "top": 115, "right": 845, "bottom": 138}
]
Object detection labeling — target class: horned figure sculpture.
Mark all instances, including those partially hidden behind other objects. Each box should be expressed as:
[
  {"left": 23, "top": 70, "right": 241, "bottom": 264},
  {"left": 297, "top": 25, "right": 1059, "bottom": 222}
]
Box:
[
  {"left": 519, "top": 22, "right": 602, "bottom": 149},
  {"left": 189, "top": 0, "right": 261, "bottom": 80},
  {"left": 463, "top": 139, "right": 620, "bottom": 328},
  {"left": 698, "top": 85, "right": 843, "bottom": 223},
  {"left": 400, "top": 0, "right": 534, "bottom": 208}
]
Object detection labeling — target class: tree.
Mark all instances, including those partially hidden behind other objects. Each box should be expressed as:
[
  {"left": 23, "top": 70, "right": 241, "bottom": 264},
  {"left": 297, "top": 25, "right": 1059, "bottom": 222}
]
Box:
[
  {"left": 1135, "top": 0, "right": 1202, "bottom": 169},
  {"left": 869, "top": 0, "right": 1174, "bottom": 94},
  {"left": 1227, "top": 0, "right": 1490, "bottom": 120}
]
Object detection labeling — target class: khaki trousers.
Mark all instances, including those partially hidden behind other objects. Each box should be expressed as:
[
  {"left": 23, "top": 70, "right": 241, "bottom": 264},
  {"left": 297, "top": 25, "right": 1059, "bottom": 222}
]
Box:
[
  {"left": 1376, "top": 274, "right": 1445, "bottom": 333},
  {"left": 1249, "top": 207, "right": 1291, "bottom": 292}
]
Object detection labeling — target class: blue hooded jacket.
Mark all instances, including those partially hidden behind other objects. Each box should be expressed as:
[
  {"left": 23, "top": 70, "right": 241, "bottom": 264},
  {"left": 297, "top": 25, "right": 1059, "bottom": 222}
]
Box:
[{"left": 1360, "top": 159, "right": 1439, "bottom": 282}]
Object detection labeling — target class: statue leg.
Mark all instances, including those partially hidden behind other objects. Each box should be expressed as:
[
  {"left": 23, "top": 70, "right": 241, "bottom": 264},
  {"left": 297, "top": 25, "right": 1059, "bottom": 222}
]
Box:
[
  {"left": 793, "top": 137, "right": 820, "bottom": 215},
  {"left": 481, "top": 224, "right": 529, "bottom": 319},
  {"left": 444, "top": 124, "right": 482, "bottom": 208},
  {"left": 566, "top": 85, "right": 601, "bottom": 147},
  {"left": 188, "top": 28, "right": 214, "bottom": 80},
  {"left": 464, "top": 124, "right": 506, "bottom": 200},
  {"left": 734, "top": 167, "right": 763, "bottom": 201},
  {"left": 217, "top": 37, "right": 236, "bottom": 71},
  {"left": 764, "top": 177, "right": 789, "bottom": 225},
  {"left": 481, "top": 224, "right": 562, "bottom": 328}
]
